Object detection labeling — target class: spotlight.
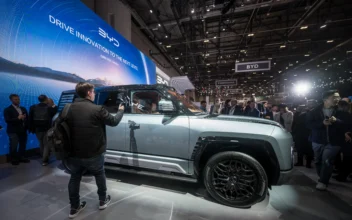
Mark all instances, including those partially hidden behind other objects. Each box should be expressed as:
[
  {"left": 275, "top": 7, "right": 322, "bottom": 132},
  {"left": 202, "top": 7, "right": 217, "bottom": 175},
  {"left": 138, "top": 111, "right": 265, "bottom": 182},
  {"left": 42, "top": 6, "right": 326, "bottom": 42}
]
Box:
[
  {"left": 248, "top": 33, "right": 254, "bottom": 37},
  {"left": 166, "top": 45, "right": 171, "bottom": 48},
  {"left": 300, "top": 26, "right": 308, "bottom": 30},
  {"left": 327, "top": 40, "right": 334, "bottom": 43},
  {"left": 158, "top": 24, "right": 161, "bottom": 27},
  {"left": 294, "top": 82, "right": 311, "bottom": 96},
  {"left": 150, "top": 10, "right": 153, "bottom": 13},
  {"left": 280, "top": 45, "right": 286, "bottom": 48},
  {"left": 320, "top": 24, "right": 327, "bottom": 29},
  {"left": 204, "top": 39, "right": 209, "bottom": 43},
  {"left": 191, "top": 8, "right": 195, "bottom": 14}
]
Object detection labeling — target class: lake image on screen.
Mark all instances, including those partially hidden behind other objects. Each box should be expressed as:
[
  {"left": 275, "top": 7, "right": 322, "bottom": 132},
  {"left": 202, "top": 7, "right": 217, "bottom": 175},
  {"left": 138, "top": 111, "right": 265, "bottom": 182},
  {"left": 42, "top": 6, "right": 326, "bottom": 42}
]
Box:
[{"left": 0, "top": 72, "right": 76, "bottom": 153}]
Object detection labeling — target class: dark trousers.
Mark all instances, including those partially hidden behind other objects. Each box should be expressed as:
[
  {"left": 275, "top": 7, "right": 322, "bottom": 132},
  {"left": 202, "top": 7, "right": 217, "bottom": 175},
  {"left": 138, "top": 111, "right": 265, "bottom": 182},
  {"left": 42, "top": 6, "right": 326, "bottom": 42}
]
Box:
[
  {"left": 296, "top": 139, "right": 313, "bottom": 164},
  {"left": 312, "top": 143, "right": 341, "bottom": 185},
  {"left": 35, "top": 131, "right": 49, "bottom": 162},
  {"left": 68, "top": 154, "right": 107, "bottom": 209},
  {"left": 8, "top": 132, "right": 27, "bottom": 162},
  {"left": 337, "top": 144, "right": 352, "bottom": 180}
]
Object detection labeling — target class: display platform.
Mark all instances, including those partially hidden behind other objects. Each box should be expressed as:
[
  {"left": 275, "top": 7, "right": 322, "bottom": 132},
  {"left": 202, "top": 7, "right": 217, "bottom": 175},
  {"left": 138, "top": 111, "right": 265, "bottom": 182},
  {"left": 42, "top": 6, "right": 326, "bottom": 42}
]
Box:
[{"left": 0, "top": 159, "right": 351, "bottom": 220}]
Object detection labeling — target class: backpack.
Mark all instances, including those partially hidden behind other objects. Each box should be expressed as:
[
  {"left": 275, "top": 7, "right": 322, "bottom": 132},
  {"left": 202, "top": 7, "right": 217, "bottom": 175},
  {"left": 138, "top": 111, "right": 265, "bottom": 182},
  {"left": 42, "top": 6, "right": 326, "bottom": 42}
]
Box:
[
  {"left": 46, "top": 104, "right": 72, "bottom": 160},
  {"left": 33, "top": 104, "right": 50, "bottom": 127}
]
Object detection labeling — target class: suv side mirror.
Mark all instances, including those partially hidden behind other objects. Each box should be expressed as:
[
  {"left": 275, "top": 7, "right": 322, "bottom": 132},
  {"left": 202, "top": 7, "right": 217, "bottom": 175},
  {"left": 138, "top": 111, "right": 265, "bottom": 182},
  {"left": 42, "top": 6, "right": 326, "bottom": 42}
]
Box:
[{"left": 158, "top": 99, "right": 175, "bottom": 112}]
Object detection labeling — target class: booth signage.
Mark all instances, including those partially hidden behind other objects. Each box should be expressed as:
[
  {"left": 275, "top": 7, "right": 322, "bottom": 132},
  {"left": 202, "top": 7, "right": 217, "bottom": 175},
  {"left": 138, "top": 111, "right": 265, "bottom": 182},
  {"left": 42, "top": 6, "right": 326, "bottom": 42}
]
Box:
[
  {"left": 215, "top": 79, "right": 237, "bottom": 86},
  {"left": 156, "top": 75, "right": 169, "bottom": 85},
  {"left": 235, "top": 61, "right": 271, "bottom": 72},
  {"left": 227, "top": 89, "right": 243, "bottom": 94}
]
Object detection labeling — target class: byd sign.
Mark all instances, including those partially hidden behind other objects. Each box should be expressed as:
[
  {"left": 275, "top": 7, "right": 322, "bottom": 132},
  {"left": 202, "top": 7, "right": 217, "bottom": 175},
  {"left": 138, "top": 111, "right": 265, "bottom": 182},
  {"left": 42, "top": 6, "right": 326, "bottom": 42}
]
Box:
[{"left": 235, "top": 60, "right": 271, "bottom": 72}]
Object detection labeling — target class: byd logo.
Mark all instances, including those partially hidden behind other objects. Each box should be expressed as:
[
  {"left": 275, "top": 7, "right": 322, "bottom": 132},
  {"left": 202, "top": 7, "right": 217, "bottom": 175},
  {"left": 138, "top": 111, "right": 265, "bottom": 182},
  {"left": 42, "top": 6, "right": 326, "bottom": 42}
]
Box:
[
  {"left": 99, "top": 27, "right": 120, "bottom": 48},
  {"left": 157, "top": 75, "right": 169, "bottom": 85},
  {"left": 246, "top": 64, "right": 259, "bottom": 69}
]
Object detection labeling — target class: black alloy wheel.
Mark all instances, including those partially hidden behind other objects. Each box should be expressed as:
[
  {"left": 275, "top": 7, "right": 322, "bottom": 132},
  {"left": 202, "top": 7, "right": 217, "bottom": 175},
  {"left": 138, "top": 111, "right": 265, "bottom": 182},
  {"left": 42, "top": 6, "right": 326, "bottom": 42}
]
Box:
[{"left": 203, "top": 151, "right": 268, "bottom": 208}]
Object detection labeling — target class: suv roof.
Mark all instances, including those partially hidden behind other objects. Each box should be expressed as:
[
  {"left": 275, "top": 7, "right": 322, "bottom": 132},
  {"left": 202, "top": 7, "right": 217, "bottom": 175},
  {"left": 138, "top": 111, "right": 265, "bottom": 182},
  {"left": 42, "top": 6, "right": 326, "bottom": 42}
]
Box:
[{"left": 62, "top": 84, "right": 172, "bottom": 94}]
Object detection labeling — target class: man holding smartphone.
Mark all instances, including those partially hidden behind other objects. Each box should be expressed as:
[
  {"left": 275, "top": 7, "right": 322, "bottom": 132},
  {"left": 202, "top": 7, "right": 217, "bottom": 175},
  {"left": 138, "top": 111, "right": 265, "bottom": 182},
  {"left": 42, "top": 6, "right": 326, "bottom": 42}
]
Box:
[
  {"left": 65, "top": 82, "right": 124, "bottom": 219},
  {"left": 307, "top": 90, "right": 345, "bottom": 191},
  {"left": 3, "top": 94, "right": 30, "bottom": 165}
]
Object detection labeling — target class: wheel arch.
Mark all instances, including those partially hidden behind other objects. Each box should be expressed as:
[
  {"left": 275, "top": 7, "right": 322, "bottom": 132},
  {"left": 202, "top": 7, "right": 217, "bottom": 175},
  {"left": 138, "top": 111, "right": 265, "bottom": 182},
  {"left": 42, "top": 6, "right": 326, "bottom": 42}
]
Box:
[{"left": 192, "top": 136, "right": 280, "bottom": 187}]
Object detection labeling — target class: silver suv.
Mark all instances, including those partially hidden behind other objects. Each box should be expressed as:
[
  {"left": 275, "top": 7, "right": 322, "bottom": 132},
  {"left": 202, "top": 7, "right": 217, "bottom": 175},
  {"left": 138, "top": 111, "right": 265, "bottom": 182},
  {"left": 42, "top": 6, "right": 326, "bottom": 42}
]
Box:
[{"left": 57, "top": 84, "right": 293, "bottom": 208}]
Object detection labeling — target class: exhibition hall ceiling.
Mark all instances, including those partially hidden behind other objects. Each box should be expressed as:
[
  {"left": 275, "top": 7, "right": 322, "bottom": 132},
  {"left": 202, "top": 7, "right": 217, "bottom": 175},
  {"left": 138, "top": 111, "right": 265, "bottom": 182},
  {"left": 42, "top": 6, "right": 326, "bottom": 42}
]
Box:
[{"left": 125, "top": 0, "right": 352, "bottom": 96}]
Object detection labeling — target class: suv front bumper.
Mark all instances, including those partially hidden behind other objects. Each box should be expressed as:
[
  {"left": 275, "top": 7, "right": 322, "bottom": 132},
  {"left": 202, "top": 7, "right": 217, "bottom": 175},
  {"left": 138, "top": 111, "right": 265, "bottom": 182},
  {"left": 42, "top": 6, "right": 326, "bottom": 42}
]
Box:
[{"left": 277, "top": 169, "right": 293, "bottom": 185}]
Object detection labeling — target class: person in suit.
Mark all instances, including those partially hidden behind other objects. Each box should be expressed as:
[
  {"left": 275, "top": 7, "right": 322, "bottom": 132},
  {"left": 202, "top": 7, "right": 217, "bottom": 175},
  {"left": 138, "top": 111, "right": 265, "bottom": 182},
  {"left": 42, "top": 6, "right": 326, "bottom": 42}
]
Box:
[
  {"left": 246, "top": 101, "right": 260, "bottom": 118},
  {"left": 3, "top": 94, "right": 30, "bottom": 165}
]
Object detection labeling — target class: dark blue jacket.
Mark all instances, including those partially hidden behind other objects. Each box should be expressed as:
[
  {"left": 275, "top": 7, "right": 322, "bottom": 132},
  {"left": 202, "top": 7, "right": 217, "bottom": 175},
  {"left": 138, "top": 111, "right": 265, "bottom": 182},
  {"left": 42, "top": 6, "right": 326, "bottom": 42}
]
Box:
[
  {"left": 246, "top": 108, "right": 260, "bottom": 118},
  {"left": 3, "top": 105, "right": 28, "bottom": 133},
  {"left": 306, "top": 104, "right": 348, "bottom": 146}
]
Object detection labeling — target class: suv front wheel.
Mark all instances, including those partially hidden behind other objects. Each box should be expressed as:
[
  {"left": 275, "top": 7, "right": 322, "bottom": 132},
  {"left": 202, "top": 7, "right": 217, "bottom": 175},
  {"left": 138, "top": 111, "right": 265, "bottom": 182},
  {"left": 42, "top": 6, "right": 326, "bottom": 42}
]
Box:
[{"left": 203, "top": 151, "right": 268, "bottom": 208}]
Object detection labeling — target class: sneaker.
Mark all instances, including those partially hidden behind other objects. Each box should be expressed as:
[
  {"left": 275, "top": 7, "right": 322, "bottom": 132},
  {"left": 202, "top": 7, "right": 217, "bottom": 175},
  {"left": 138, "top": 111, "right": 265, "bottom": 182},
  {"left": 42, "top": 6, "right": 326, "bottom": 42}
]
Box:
[
  {"left": 69, "top": 201, "right": 86, "bottom": 219},
  {"left": 316, "top": 182, "right": 327, "bottom": 191},
  {"left": 11, "top": 161, "right": 20, "bottom": 166},
  {"left": 19, "top": 158, "right": 30, "bottom": 163},
  {"left": 99, "top": 195, "right": 111, "bottom": 210}
]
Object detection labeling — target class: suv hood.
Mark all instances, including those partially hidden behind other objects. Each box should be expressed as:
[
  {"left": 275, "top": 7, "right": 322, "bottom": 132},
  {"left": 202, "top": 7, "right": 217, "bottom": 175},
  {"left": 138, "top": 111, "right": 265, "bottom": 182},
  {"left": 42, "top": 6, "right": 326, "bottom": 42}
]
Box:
[{"left": 202, "top": 114, "right": 283, "bottom": 128}]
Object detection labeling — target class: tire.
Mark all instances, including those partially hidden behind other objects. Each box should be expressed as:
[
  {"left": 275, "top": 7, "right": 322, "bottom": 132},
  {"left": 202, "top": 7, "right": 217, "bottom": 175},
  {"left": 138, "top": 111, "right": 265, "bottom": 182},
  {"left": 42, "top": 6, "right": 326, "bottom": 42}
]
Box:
[{"left": 203, "top": 151, "right": 268, "bottom": 208}]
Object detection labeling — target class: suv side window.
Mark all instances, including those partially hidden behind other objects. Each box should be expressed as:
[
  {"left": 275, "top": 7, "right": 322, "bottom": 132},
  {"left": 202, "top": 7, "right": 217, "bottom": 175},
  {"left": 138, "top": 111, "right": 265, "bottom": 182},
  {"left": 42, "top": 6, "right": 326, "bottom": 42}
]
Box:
[
  {"left": 130, "top": 90, "right": 169, "bottom": 114},
  {"left": 98, "top": 91, "right": 126, "bottom": 113}
]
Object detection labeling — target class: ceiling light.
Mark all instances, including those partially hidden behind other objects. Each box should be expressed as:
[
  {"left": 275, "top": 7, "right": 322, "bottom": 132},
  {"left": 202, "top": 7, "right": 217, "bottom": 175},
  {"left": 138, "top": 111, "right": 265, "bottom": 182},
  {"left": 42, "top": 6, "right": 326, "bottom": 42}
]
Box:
[
  {"left": 274, "top": 62, "right": 276, "bottom": 65},
  {"left": 305, "top": 54, "right": 310, "bottom": 57},
  {"left": 327, "top": 40, "right": 334, "bottom": 43},
  {"left": 158, "top": 23, "right": 161, "bottom": 27},
  {"left": 322, "top": 61, "right": 327, "bottom": 63},
  {"left": 317, "top": 65, "right": 320, "bottom": 67},
  {"left": 150, "top": 10, "right": 153, "bottom": 13},
  {"left": 268, "top": 57, "right": 272, "bottom": 60},
  {"left": 270, "top": 76, "right": 273, "bottom": 78},
  {"left": 294, "top": 74, "right": 297, "bottom": 76},
  {"left": 174, "top": 57, "right": 179, "bottom": 60},
  {"left": 306, "top": 69, "right": 310, "bottom": 71},
  {"left": 159, "top": 42, "right": 162, "bottom": 45},
  {"left": 206, "top": 63, "right": 210, "bottom": 66},
  {"left": 223, "top": 28, "right": 226, "bottom": 31},
  {"left": 207, "top": 70, "right": 211, "bottom": 72},
  {"left": 278, "top": 71, "right": 282, "bottom": 73},
  {"left": 204, "top": 39, "right": 209, "bottom": 43},
  {"left": 300, "top": 26, "right": 308, "bottom": 30},
  {"left": 339, "top": 63, "right": 341, "bottom": 65},
  {"left": 280, "top": 45, "right": 286, "bottom": 48},
  {"left": 191, "top": 8, "right": 195, "bottom": 14},
  {"left": 213, "top": 36, "right": 217, "bottom": 39},
  {"left": 248, "top": 33, "right": 254, "bottom": 37},
  {"left": 166, "top": 45, "right": 171, "bottom": 48},
  {"left": 320, "top": 24, "right": 327, "bottom": 29},
  {"left": 207, "top": 8, "right": 210, "bottom": 12},
  {"left": 333, "top": 58, "right": 336, "bottom": 60},
  {"left": 165, "top": 35, "right": 168, "bottom": 38},
  {"left": 240, "top": 50, "right": 246, "bottom": 53}
]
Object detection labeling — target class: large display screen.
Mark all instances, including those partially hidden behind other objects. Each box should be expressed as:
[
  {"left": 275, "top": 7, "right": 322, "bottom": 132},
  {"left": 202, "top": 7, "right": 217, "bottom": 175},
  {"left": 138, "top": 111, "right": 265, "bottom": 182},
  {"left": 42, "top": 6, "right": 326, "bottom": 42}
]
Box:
[{"left": 0, "top": 0, "right": 156, "bottom": 155}]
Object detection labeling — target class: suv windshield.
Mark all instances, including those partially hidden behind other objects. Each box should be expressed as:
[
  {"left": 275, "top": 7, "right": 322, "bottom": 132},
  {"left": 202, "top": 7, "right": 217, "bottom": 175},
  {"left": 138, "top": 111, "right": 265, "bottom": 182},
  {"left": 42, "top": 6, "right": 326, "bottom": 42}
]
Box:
[{"left": 167, "top": 90, "right": 204, "bottom": 113}]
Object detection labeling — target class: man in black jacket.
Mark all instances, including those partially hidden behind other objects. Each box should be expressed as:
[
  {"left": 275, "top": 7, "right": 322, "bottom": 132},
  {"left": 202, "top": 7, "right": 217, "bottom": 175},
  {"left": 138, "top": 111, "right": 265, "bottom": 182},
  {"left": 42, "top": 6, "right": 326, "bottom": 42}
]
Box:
[
  {"left": 66, "top": 82, "right": 124, "bottom": 218},
  {"left": 28, "top": 95, "right": 58, "bottom": 166},
  {"left": 306, "top": 90, "right": 345, "bottom": 191},
  {"left": 3, "top": 94, "right": 30, "bottom": 165}
]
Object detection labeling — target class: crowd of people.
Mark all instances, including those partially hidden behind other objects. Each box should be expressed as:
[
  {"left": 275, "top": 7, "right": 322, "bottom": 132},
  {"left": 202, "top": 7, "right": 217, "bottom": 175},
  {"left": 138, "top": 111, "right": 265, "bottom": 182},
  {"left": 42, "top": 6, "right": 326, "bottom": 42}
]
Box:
[{"left": 202, "top": 90, "right": 352, "bottom": 190}]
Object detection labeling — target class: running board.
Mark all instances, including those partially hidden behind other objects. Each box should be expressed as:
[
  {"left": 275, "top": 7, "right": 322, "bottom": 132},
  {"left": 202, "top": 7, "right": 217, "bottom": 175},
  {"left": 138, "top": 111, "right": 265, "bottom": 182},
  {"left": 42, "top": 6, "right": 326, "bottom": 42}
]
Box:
[{"left": 104, "top": 164, "right": 198, "bottom": 183}]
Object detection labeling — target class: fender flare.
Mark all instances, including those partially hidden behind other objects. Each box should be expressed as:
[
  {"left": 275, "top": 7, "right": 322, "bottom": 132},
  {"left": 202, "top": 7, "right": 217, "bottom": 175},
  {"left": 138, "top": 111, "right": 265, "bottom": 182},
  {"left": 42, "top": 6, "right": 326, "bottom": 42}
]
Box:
[{"left": 192, "top": 136, "right": 281, "bottom": 186}]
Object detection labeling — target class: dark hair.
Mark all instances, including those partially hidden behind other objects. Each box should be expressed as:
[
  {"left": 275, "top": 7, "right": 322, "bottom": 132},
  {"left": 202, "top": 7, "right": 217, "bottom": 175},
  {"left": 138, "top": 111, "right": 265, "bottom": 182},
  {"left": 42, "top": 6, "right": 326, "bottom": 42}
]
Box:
[
  {"left": 189, "top": 97, "right": 194, "bottom": 102},
  {"left": 262, "top": 102, "right": 267, "bottom": 105},
  {"left": 271, "top": 104, "right": 278, "bottom": 108},
  {"left": 201, "top": 101, "right": 206, "bottom": 105},
  {"left": 225, "top": 99, "right": 231, "bottom": 105},
  {"left": 338, "top": 100, "right": 350, "bottom": 112},
  {"left": 9, "top": 94, "right": 19, "bottom": 100},
  {"left": 38, "top": 94, "right": 48, "bottom": 103},
  {"left": 322, "top": 90, "right": 338, "bottom": 100},
  {"left": 75, "top": 82, "right": 94, "bottom": 98}
]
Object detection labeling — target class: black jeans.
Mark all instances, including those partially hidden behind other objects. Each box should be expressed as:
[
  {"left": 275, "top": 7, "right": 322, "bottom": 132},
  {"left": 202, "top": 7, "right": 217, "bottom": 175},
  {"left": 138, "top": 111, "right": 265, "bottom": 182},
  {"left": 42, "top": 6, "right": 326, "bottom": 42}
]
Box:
[
  {"left": 8, "top": 132, "right": 27, "bottom": 162},
  {"left": 68, "top": 154, "right": 107, "bottom": 209},
  {"left": 35, "top": 131, "right": 49, "bottom": 162}
]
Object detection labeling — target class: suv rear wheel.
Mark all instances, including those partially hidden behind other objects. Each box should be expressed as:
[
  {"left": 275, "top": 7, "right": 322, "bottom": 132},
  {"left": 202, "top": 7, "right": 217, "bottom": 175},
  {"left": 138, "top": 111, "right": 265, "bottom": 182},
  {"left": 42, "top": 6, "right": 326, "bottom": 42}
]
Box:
[{"left": 203, "top": 151, "right": 268, "bottom": 208}]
